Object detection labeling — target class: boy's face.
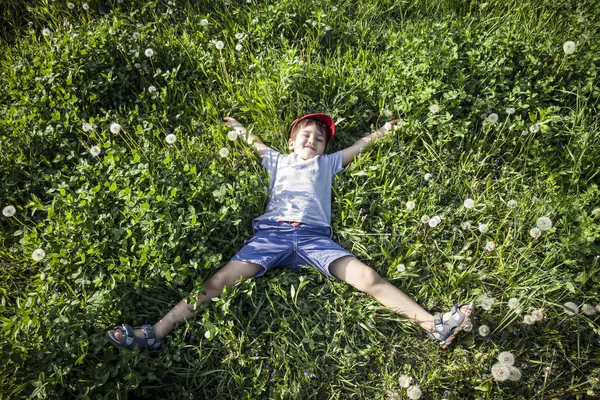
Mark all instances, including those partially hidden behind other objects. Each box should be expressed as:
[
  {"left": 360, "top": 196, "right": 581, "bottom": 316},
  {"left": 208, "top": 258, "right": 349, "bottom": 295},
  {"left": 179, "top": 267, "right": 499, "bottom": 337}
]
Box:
[{"left": 288, "top": 124, "right": 327, "bottom": 160}]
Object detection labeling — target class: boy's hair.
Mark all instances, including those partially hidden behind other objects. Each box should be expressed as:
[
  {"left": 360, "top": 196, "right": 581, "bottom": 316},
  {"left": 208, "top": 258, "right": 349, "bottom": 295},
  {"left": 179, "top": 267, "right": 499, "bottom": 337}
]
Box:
[{"left": 289, "top": 118, "right": 330, "bottom": 145}]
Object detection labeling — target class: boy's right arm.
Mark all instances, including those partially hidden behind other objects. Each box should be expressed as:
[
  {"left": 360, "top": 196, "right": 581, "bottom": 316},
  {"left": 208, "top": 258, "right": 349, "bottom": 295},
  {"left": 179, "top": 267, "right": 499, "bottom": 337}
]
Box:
[{"left": 223, "top": 117, "right": 269, "bottom": 158}]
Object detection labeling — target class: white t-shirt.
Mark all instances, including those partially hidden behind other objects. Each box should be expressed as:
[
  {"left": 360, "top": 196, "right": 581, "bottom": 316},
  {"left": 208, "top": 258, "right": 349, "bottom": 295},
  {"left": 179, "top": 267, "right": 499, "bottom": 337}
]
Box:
[{"left": 254, "top": 148, "right": 345, "bottom": 227}]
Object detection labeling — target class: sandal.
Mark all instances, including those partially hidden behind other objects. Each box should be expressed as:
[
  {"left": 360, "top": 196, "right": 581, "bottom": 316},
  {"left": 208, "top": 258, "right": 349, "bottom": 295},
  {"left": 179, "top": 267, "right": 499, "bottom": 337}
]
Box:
[
  {"left": 427, "top": 303, "right": 474, "bottom": 349},
  {"left": 107, "top": 324, "right": 163, "bottom": 354}
]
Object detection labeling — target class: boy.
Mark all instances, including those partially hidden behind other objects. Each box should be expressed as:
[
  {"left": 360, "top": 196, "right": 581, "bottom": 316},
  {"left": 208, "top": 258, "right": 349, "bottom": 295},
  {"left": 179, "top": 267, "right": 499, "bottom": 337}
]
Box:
[{"left": 108, "top": 114, "right": 473, "bottom": 352}]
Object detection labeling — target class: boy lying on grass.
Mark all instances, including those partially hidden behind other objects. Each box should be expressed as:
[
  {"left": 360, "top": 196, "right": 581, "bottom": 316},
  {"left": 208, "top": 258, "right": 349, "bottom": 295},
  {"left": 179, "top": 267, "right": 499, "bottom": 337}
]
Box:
[{"left": 108, "top": 113, "right": 473, "bottom": 353}]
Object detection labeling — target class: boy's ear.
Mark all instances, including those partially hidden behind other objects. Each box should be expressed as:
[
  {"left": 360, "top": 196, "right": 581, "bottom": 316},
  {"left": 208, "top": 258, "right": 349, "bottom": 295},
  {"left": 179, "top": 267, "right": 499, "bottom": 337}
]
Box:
[{"left": 288, "top": 137, "right": 294, "bottom": 149}]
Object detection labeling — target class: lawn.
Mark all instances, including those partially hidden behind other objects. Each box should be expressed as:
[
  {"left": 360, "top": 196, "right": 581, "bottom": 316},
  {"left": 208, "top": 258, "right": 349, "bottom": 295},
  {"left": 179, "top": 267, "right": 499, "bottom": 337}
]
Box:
[{"left": 1, "top": 0, "right": 599, "bottom": 398}]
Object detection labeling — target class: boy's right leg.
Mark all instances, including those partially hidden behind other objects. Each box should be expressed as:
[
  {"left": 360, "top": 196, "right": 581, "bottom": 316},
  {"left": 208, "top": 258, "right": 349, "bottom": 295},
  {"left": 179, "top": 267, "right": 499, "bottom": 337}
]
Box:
[{"left": 110, "top": 260, "right": 263, "bottom": 343}]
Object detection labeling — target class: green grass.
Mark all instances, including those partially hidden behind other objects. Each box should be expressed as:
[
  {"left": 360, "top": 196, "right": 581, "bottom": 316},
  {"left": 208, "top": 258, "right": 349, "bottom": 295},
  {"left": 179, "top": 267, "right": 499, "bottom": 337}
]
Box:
[{"left": 1, "top": 0, "right": 599, "bottom": 398}]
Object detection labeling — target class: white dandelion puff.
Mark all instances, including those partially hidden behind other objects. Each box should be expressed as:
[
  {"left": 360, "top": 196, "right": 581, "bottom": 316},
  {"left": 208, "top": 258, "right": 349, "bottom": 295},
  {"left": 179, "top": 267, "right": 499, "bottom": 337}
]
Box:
[
  {"left": 82, "top": 122, "right": 93, "bottom": 132},
  {"left": 429, "top": 104, "right": 440, "bottom": 114},
  {"left": 530, "top": 227, "right": 542, "bottom": 239},
  {"left": 581, "top": 303, "right": 595, "bottom": 316},
  {"left": 110, "top": 123, "right": 121, "bottom": 134},
  {"left": 32, "top": 248, "right": 46, "bottom": 261},
  {"left": 531, "top": 309, "right": 544, "bottom": 321},
  {"left": 424, "top": 173, "right": 432, "bottom": 181},
  {"left": 421, "top": 215, "right": 430, "bottom": 224},
  {"left": 429, "top": 216, "right": 441, "bottom": 228},
  {"left": 145, "top": 48, "right": 154, "bottom": 57},
  {"left": 219, "top": 147, "right": 230, "bottom": 158},
  {"left": 82, "top": 3, "right": 89, "bottom": 10},
  {"left": 406, "top": 201, "right": 415, "bottom": 211},
  {"left": 235, "top": 43, "right": 243, "bottom": 51},
  {"left": 563, "top": 41, "right": 576, "bottom": 55},
  {"left": 478, "top": 325, "right": 490, "bottom": 337},
  {"left": 536, "top": 216, "right": 552, "bottom": 231},
  {"left": 508, "top": 298, "right": 519, "bottom": 309},
  {"left": 396, "top": 263, "right": 406, "bottom": 272},
  {"left": 235, "top": 32, "right": 246, "bottom": 40},
  {"left": 506, "top": 107, "right": 516, "bottom": 115},
  {"left": 200, "top": 19, "right": 209, "bottom": 27},
  {"left": 227, "top": 130, "right": 239, "bottom": 141},
  {"left": 595, "top": 304, "right": 600, "bottom": 313},
  {"left": 90, "top": 146, "right": 101, "bottom": 157},
  {"left": 461, "top": 221, "right": 471, "bottom": 230},
  {"left": 462, "top": 319, "right": 473, "bottom": 332},
  {"left": 481, "top": 295, "right": 494, "bottom": 310},
  {"left": 464, "top": 198, "right": 475, "bottom": 209},
  {"left": 406, "top": 385, "right": 422, "bottom": 400},
  {"left": 134, "top": 63, "right": 142, "bottom": 69},
  {"left": 42, "top": 28, "right": 51, "bottom": 36},
  {"left": 383, "top": 108, "right": 393, "bottom": 118},
  {"left": 165, "top": 134, "right": 177, "bottom": 144},
  {"left": 478, "top": 223, "right": 489, "bottom": 233},
  {"left": 491, "top": 363, "right": 510, "bottom": 382},
  {"left": 507, "top": 366, "right": 522, "bottom": 382},
  {"left": 485, "top": 241, "right": 495, "bottom": 252},
  {"left": 498, "top": 351, "right": 515, "bottom": 366},
  {"left": 2, "top": 206, "right": 16, "bottom": 217},
  {"left": 132, "top": 32, "right": 140, "bottom": 40},
  {"left": 529, "top": 124, "right": 540, "bottom": 133},
  {"left": 214, "top": 40, "right": 224, "bottom": 50},
  {"left": 398, "top": 374, "right": 412, "bottom": 388},
  {"left": 507, "top": 199, "right": 517, "bottom": 208},
  {"left": 563, "top": 302, "right": 579, "bottom": 316},
  {"left": 488, "top": 113, "right": 499, "bottom": 123},
  {"left": 592, "top": 207, "right": 600, "bottom": 216},
  {"left": 523, "top": 314, "right": 535, "bottom": 325},
  {"left": 148, "top": 85, "right": 157, "bottom": 93},
  {"left": 67, "top": 2, "right": 75, "bottom": 9}
]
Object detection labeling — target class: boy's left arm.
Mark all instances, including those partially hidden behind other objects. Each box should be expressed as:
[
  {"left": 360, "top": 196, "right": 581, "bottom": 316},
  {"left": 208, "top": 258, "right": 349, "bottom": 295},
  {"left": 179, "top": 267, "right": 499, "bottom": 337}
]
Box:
[{"left": 341, "top": 119, "right": 400, "bottom": 168}]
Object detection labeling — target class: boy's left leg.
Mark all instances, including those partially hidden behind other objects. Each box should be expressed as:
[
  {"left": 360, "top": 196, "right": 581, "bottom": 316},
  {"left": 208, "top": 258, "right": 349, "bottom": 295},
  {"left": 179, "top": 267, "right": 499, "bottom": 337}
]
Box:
[{"left": 329, "top": 256, "right": 437, "bottom": 332}]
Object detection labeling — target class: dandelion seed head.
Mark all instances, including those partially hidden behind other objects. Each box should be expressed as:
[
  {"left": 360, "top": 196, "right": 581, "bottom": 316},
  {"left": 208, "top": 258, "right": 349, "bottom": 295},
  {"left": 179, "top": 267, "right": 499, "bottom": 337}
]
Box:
[
  {"left": 462, "top": 319, "right": 473, "bottom": 332},
  {"left": 132, "top": 32, "right": 140, "bottom": 39},
  {"left": 491, "top": 363, "right": 510, "bottom": 381},
  {"left": 478, "top": 325, "right": 490, "bottom": 337},
  {"left": 563, "top": 301, "right": 579, "bottom": 315},
  {"left": 148, "top": 85, "right": 157, "bottom": 93},
  {"left": 407, "top": 385, "right": 422, "bottom": 400},
  {"left": 529, "top": 227, "right": 541, "bottom": 239},
  {"left": 478, "top": 223, "right": 489, "bottom": 233},
  {"left": 531, "top": 309, "right": 544, "bottom": 321},
  {"left": 461, "top": 221, "right": 471, "bottom": 230},
  {"left": 200, "top": 19, "right": 209, "bottom": 26},
  {"left": 110, "top": 123, "right": 121, "bottom": 134},
  {"left": 523, "top": 314, "right": 535, "bottom": 325},
  {"left": 508, "top": 298, "right": 519, "bottom": 309},
  {"left": 383, "top": 108, "right": 393, "bottom": 118},
  {"left": 488, "top": 113, "right": 499, "bottom": 123},
  {"left": 235, "top": 43, "right": 243, "bottom": 51},
  {"left": 215, "top": 40, "right": 224, "bottom": 50},
  {"left": 507, "top": 199, "right": 517, "bottom": 208},
  {"left": 165, "top": 134, "right": 177, "bottom": 144},
  {"left": 529, "top": 124, "right": 540, "bottom": 133},
  {"left": 67, "top": 2, "right": 75, "bottom": 9},
  {"left": 498, "top": 351, "right": 515, "bottom": 366},
  {"left": 42, "top": 28, "right": 51, "bottom": 36},
  {"left": 506, "top": 107, "right": 516, "bottom": 115},
  {"left": 581, "top": 303, "right": 595, "bottom": 316},
  {"left": 421, "top": 215, "right": 430, "bottom": 224},
  {"left": 398, "top": 374, "right": 412, "bottom": 388},
  {"left": 536, "top": 216, "right": 552, "bottom": 231},
  {"left": 429, "top": 104, "right": 440, "bottom": 114},
  {"left": 485, "top": 241, "right": 495, "bottom": 252},
  {"left": 406, "top": 201, "right": 415, "bottom": 211},
  {"left": 219, "top": 147, "right": 230, "bottom": 158},
  {"left": 90, "top": 146, "right": 101, "bottom": 157},
  {"left": 592, "top": 207, "right": 600, "bottom": 216},
  {"left": 234, "top": 32, "right": 246, "bottom": 40},
  {"left": 82, "top": 122, "right": 92, "bottom": 132},
  {"left": 428, "top": 216, "right": 440, "bottom": 228},
  {"left": 424, "top": 173, "right": 432, "bottom": 181},
  {"left": 82, "top": 3, "right": 89, "bottom": 10},
  {"left": 32, "top": 248, "right": 46, "bottom": 261},
  {"left": 227, "top": 130, "right": 239, "bottom": 141},
  {"left": 145, "top": 48, "right": 154, "bottom": 57},
  {"left": 2, "top": 206, "right": 16, "bottom": 217},
  {"left": 507, "top": 366, "right": 522, "bottom": 381},
  {"left": 134, "top": 63, "right": 142, "bottom": 69},
  {"left": 396, "top": 263, "right": 406, "bottom": 273},
  {"left": 563, "top": 41, "right": 576, "bottom": 54},
  {"left": 464, "top": 198, "right": 475, "bottom": 209}
]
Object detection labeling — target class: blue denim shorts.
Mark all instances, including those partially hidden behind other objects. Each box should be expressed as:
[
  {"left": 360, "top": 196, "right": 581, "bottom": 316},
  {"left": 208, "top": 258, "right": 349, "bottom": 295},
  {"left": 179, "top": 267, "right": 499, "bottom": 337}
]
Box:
[{"left": 230, "top": 220, "right": 354, "bottom": 279}]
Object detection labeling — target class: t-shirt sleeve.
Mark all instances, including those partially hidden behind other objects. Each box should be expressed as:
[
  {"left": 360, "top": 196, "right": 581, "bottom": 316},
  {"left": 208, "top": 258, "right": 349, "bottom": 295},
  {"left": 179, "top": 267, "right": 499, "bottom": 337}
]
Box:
[
  {"left": 261, "top": 147, "right": 280, "bottom": 183},
  {"left": 328, "top": 150, "right": 345, "bottom": 175}
]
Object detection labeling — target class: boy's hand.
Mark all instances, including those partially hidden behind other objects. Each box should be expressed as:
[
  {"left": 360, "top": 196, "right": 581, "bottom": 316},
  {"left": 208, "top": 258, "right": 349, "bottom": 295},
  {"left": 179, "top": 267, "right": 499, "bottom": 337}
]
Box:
[
  {"left": 223, "top": 116, "right": 246, "bottom": 137},
  {"left": 377, "top": 119, "right": 400, "bottom": 136}
]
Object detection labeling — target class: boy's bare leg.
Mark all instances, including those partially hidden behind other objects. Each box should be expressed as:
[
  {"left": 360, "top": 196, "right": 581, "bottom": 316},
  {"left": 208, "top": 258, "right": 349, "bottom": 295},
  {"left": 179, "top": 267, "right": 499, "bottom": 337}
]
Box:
[
  {"left": 112, "top": 260, "right": 263, "bottom": 341},
  {"left": 329, "top": 256, "right": 468, "bottom": 333}
]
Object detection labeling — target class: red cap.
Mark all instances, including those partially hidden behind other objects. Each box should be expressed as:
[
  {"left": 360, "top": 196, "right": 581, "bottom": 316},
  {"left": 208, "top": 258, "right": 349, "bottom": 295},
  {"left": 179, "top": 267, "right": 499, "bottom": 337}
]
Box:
[{"left": 290, "top": 113, "right": 335, "bottom": 141}]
